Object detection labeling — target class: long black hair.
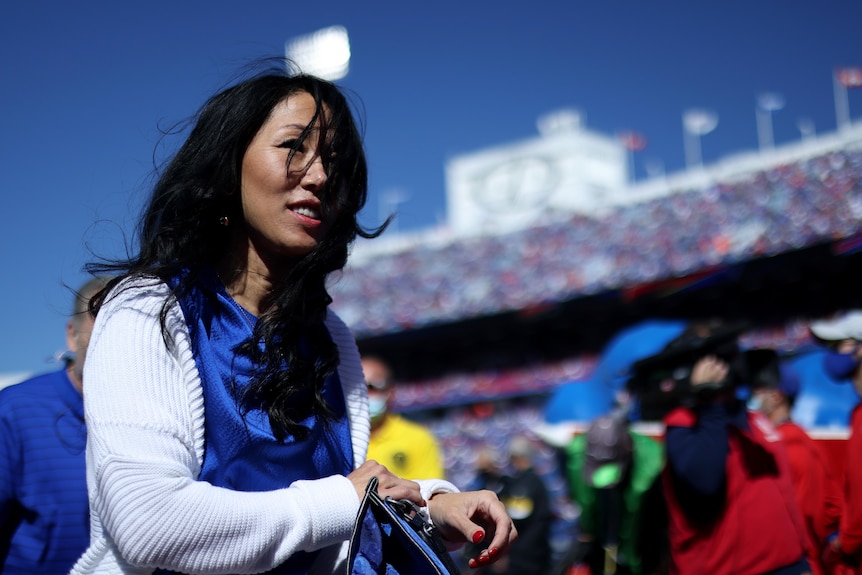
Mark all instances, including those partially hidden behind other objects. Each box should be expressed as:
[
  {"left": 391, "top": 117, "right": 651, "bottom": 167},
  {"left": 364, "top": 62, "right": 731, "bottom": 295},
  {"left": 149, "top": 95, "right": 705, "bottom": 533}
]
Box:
[{"left": 88, "top": 62, "right": 386, "bottom": 440}]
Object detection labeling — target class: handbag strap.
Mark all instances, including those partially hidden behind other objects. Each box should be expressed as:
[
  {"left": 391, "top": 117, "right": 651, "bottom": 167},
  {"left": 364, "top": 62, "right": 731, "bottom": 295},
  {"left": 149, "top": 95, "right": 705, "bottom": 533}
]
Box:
[{"left": 348, "top": 477, "right": 462, "bottom": 575}]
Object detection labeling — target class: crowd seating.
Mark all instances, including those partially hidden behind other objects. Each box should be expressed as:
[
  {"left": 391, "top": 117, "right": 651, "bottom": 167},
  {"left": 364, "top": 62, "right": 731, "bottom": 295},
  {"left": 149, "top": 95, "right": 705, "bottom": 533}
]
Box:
[{"left": 331, "top": 149, "right": 862, "bottom": 336}]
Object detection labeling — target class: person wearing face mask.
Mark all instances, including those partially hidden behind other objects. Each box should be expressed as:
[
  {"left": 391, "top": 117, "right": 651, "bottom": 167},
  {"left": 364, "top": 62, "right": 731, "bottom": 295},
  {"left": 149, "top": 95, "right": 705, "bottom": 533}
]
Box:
[
  {"left": 809, "top": 312, "right": 862, "bottom": 574},
  {"left": 748, "top": 363, "right": 842, "bottom": 575},
  {"left": 362, "top": 355, "right": 445, "bottom": 480},
  {"left": 560, "top": 406, "right": 666, "bottom": 575}
]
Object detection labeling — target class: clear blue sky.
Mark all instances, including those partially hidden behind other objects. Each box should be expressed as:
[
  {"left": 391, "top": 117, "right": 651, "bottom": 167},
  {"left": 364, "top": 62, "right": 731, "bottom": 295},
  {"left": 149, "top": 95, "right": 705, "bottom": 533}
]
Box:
[{"left": 1, "top": 0, "right": 860, "bottom": 378}]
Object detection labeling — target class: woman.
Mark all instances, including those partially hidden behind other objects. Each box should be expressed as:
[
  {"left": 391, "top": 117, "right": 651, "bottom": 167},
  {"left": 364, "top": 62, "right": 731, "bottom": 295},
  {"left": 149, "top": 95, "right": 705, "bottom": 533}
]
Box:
[{"left": 72, "top": 65, "right": 516, "bottom": 574}]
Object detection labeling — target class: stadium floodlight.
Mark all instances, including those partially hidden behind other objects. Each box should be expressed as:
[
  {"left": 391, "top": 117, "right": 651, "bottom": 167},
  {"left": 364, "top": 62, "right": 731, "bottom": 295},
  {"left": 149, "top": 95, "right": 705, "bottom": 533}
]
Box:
[
  {"left": 756, "top": 92, "right": 785, "bottom": 152},
  {"left": 285, "top": 25, "right": 351, "bottom": 81},
  {"left": 682, "top": 109, "right": 718, "bottom": 170}
]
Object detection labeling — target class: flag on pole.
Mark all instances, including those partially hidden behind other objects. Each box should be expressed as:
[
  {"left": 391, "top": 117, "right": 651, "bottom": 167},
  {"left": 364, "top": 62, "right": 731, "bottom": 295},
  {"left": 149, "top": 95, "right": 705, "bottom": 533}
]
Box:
[
  {"left": 619, "top": 131, "right": 647, "bottom": 152},
  {"left": 836, "top": 67, "right": 862, "bottom": 89}
]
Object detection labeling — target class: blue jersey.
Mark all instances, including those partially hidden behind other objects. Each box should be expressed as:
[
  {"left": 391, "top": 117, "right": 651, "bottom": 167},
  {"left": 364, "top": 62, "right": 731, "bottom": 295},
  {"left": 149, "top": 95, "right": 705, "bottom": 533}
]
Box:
[
  {"left": 166, "top": 269, "right": 354, "bottom": 575},
  {"left": 0, "top": 369, "right": 90, "bottom": 573}
]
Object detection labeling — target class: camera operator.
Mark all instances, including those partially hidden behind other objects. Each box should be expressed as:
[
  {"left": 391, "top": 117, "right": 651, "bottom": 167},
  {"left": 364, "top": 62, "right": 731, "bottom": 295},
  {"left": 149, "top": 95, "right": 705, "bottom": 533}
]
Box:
[{"left": 653, "top": 327, "right": 809, "bottom": 575}]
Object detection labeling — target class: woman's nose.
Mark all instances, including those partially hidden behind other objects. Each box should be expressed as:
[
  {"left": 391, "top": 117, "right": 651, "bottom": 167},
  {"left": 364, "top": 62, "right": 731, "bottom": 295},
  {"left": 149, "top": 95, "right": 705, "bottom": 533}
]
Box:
[{"left": 302, "top": 157, "right": 327, "bottom": 189}]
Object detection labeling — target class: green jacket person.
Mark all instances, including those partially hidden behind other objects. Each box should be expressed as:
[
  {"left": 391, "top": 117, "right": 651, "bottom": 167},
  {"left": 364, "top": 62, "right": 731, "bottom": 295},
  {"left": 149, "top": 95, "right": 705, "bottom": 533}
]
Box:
[{"left": 564, "top": 409, "right": 665, "bottom": 575}]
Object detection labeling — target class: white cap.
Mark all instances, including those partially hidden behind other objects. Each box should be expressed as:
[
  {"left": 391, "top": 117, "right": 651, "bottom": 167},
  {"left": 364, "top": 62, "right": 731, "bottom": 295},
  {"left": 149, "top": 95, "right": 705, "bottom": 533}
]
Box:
[{"left": 809, "top": 311, "right": 862, "bottom": 342}]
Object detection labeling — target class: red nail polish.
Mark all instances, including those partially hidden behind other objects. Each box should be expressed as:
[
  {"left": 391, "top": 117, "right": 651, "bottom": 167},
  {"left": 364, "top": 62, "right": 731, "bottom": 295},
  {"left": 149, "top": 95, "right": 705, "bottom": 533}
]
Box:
[
  {"left": 488, "top": 547, "right": 499, "bottom": 557},
  {"left": 468, "top": 558, "right": 478, "bottom": 569},
  {"left": 472, "top": 531, "right": 485, "bottom": 544},
  {"left": 479, "top": 555, "right": 490, "bottom": 564}
]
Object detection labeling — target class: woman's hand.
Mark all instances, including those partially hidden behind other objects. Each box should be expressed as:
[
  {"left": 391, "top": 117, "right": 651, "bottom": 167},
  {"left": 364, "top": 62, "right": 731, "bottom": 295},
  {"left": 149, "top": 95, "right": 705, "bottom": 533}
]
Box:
[
  {"left": 347, "top": 460, "right": 423, "bottom": 505},
  {"left": 427, "top": 490, "right": 518, "bottom": 569}
]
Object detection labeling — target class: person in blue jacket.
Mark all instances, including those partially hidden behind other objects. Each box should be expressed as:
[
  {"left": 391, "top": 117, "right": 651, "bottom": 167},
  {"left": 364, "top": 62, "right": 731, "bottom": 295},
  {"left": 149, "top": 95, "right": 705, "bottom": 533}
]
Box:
[{"left": 0, "top": 276, "right": 108, "bottom": 573}]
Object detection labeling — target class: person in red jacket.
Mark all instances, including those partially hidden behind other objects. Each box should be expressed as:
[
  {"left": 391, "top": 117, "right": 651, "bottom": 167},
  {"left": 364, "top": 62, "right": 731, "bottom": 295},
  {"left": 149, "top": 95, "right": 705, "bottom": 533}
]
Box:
[
  {"left": 810, "top": 312, "right": 862, "bottom": 574},
  {"left": 749, "top": 363, "right": 842, "bottom": 575},
  {"left": 641, "top": 324, "right": 810, "bottom": 575}
]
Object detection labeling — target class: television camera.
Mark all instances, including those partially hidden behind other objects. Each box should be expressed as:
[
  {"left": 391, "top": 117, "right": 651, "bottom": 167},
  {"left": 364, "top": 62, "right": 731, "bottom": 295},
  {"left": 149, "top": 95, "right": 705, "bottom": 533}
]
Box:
[{"left": 627, "top": 321, "right": 780, "bottom": 421}]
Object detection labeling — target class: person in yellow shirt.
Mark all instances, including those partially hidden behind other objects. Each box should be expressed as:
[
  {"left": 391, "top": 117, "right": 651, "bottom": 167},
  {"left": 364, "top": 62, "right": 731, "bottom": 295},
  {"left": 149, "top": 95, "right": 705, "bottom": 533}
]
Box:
[{"left": 362, "top": 356, "right": 445, "bottom": 480}]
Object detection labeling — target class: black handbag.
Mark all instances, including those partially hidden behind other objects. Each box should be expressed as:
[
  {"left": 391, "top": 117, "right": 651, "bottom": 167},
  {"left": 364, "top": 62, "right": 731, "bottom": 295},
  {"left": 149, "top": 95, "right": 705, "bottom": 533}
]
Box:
[{"left": 347, "top": 476, "right": 462, "bottom": 575}]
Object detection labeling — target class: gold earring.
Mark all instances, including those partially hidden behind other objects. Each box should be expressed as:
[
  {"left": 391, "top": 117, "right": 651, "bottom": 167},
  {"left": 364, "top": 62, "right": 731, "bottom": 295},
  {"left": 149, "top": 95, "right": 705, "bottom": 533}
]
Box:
[{"left": 218, "top": 215, "right": 230, "bottom": 227}]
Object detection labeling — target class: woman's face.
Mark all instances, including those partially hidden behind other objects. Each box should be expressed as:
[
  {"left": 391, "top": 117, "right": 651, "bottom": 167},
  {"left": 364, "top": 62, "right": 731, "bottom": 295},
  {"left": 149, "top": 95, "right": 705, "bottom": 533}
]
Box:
[{"left": 239, "top": 91, "right": 332, "bottom": 266}]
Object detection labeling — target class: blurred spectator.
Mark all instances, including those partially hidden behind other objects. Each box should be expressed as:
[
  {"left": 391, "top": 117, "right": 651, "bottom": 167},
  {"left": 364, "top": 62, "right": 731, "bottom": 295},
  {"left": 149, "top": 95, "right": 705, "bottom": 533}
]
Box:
[
  {"left": 0, "top": 277, "right": 109, "bottom": 573},
  {"left": 465, "top": 445, "right": 505, "bottom": 495},
  {"left": 362, "top": 355, "right": 445, "bottom": 480},
  {"left": 659, "top": 325, "right": 809, "bottom": 575},
  {"left": 461, "top": 445, "right": 507, "bottom": 571},
  {"left": 558, "top": 407, "right": 665, "bottom": 575},
  {"left": 749, "top": 362, "right": 842, "bottom": 575},
  {"left": 495, "top": 435, "right": 553, "bottom": 575},
  {"left": 809, "top": 312, "right": 862, "bottom": 574}
]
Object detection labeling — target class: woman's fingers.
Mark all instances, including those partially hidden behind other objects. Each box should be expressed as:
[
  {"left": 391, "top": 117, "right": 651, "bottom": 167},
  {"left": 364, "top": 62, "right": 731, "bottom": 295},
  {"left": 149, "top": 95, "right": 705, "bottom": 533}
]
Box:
[
  {"left": 427, "top": 490, "right": 518, "bottom": 567},
  {"left": 346, "top": 460, "right": 422, "bottom": 504}
]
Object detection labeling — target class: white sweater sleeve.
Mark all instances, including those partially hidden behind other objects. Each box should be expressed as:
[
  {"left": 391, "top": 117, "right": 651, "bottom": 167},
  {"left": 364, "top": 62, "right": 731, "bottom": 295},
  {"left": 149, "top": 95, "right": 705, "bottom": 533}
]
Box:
[{"left": 74, "top": 280, "right": 360, "bottom": 575}]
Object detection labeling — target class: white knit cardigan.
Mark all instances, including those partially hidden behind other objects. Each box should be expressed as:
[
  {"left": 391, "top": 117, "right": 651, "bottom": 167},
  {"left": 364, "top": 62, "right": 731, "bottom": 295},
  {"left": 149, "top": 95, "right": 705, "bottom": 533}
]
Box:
[{"left": 71, "top": 279, "right": 455, "bottom": 575}]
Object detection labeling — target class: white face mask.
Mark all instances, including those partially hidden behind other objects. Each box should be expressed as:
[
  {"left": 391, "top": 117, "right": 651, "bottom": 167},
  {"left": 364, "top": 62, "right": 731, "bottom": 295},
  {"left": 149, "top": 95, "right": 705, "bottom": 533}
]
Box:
[
  {"left": 747, "top": 395, "right": 763, "bottom": 412},
  {"left": 368, "top": 396, "right": 388, "bottom": 419}
]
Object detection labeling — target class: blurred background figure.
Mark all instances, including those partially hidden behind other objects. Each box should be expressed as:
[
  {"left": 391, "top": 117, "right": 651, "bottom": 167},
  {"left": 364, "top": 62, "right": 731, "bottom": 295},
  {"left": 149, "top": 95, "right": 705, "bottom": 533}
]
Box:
[
  {"left": 490, "top": 435, "right": 552, "bottom": 575},
  {"left": 646, "top": 323, "right": 809, "bottom": 575},
  {"left": 461, "top": 445, "right": 507, "bottom": 571},
  {"left": 465, "top": 445, "right": 505, "bottom": 495},
  {"left": 0, "top": 276, "right": 108, "bottom": 574},
  {"left": 809, "top": 313, "right": 862, "bottom": 574},
  {"left": 557, "top": 406, "right": 665, "bottom": 575},
  {"left": 748, "top": 361, "right": 842, "bottom": 575},
  {"left": 362, "top": 355, "right": 445, "bottom": 480}
]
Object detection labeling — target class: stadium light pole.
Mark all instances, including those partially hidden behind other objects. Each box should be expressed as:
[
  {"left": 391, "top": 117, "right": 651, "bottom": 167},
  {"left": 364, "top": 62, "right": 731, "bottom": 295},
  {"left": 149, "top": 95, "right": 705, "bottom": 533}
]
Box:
[
  {"left": 682, "top": 109, "right": 718, "bottom": 170},
  {"left": 797, "top": 118, "right": 816, "bottom": 142},
  {"left": 756, "top": 93, "right": 784, "bottom": 152},
  {"left": 285, "top": 25, "right": 351, "bottom": 81}
]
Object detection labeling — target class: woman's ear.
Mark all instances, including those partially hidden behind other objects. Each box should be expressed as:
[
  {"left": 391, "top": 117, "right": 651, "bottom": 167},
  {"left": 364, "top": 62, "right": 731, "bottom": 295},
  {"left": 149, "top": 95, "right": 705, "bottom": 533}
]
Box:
[{"left": 65, "top": 319, "right": 77, "bottom": 352}]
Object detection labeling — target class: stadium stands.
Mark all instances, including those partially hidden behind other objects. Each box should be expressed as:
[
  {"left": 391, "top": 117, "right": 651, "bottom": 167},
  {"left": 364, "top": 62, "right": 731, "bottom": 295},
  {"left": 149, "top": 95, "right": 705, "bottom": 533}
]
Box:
[{"left": 333, "top": 146, "right": 862, "bottom": 336}]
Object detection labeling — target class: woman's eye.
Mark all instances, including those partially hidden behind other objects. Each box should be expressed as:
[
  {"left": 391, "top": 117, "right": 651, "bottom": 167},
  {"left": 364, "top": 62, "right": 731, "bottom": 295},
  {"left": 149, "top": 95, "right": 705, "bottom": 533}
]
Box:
[{"left": 279, "top": 139, "right": 304, "bottom": 151}]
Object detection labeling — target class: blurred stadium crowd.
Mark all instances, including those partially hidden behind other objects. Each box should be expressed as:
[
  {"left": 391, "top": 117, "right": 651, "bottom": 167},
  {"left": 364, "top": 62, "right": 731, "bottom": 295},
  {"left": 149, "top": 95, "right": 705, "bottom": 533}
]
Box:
[{"left": 333, "top": 148, "right": 862, "bottom": 335}]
